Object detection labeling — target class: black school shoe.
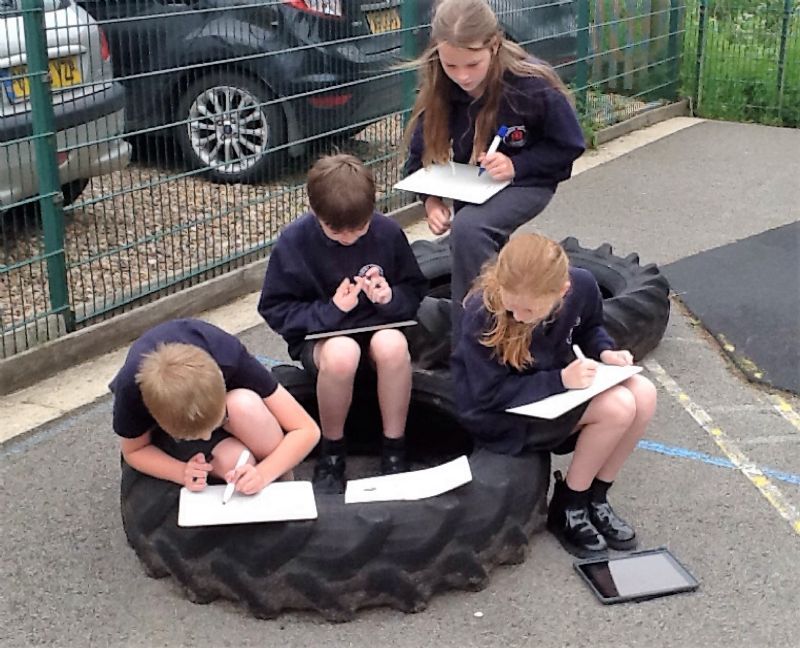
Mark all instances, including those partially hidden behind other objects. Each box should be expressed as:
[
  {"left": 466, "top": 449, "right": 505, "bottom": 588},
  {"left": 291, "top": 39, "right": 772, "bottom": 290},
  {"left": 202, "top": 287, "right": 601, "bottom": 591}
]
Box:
[
  {"left": 380, "top": 437, "right": 408, "bottom": 475},
  {"left": 588, "top": 500, "right": 638, "bottom": 551},
  {"left": 546, "top": 471, "right": 608, "bottom": 558},
  {"left": 312, "top": 451, "right": 346, "bottom": 495}
]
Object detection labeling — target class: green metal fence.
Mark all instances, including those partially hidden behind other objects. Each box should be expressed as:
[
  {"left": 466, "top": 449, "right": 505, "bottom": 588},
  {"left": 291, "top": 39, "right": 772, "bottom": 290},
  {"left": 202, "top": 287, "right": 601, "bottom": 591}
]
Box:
[
  {"left": 683, "top": 0, "right": 799, "bottom": 126},
  {"left": 1, "top": 0, "right": 691, "bottom": 360}
]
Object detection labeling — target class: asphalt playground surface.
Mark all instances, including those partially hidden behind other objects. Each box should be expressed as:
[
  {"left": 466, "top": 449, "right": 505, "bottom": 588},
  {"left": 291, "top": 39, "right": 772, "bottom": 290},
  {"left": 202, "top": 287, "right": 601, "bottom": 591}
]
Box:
[{"left": 1, "top": 120, "right": 799, "bottom": 647}]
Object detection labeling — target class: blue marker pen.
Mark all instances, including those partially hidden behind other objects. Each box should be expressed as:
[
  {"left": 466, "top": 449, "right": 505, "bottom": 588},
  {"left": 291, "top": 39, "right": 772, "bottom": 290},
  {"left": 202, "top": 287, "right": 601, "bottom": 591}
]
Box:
[{"left": 478, "top": 125, "right": 508, "bottom": 177}]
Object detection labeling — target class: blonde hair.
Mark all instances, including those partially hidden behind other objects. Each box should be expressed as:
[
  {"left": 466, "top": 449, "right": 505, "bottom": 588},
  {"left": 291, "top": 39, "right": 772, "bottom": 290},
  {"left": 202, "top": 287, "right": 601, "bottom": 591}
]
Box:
[
  {"left": 135, "top": 343, "right": 226, "bottom": 440},
  {"left": 404, "top": 0, "right": 572, "bottom": 167},
  {"left": 475, "top": 233, "right": 569, "bottom": 370}
]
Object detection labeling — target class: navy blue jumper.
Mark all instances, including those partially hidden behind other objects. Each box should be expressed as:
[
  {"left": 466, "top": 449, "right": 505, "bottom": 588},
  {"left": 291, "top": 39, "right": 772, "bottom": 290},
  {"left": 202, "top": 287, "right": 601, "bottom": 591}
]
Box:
[
  {"left": 258, "top": 212, "right": 427, "bottom": 360},
  {"left": 405, "top": 67, "right": 586, "bottom": 314},
  {"left": 451, "top": 267, "right": 616, "bottom": 456},
  {"left": 109, "top": 318, "right": 279, "bottom": 459}
]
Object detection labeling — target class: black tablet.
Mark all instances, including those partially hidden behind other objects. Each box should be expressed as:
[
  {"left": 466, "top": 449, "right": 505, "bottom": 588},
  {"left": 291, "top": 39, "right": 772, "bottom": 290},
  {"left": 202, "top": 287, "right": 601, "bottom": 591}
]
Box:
[{"left": 574, "top": 547, "right": 699, "bottom": 604}]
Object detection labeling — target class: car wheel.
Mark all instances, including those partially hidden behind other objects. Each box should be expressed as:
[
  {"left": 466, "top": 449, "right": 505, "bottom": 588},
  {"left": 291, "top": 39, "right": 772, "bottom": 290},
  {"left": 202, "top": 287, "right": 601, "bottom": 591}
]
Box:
[{"left": 175, "top": 72, "right": 285, "bottom": 184}]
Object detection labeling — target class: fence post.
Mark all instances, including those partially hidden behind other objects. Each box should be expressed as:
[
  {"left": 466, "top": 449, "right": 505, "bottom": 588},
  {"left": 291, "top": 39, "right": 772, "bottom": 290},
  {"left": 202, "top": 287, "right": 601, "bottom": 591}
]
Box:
[
  {"left": 776, "top": 0, "right": 793, "bottom": 114},
  {"left": 666, "top": 0, "right": 681, "bottom": 100},
  {"left": 401, "top": 0, "right": 418, "bottom": 128},
  {"left": 20, "top": 0, "right": 74, "bottom": 330},
  {"left": 575, "top": 0, "right": 590, "bottom": 114},
  {"left": 693, "top": 0, "right": 708, "bottom": 113}
]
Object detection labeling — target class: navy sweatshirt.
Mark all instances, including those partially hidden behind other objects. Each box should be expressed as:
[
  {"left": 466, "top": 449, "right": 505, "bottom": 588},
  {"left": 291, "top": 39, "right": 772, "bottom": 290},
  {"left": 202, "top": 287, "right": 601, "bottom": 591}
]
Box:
[
  {"left": 258, "top": 212, "right": 427, "bottom": 359},
  {"left": 451, "top": 267, "right": 616, "bottom": 454},
  {"left": 109, "top": 319, "right": 278, "bottom": 440},
  {"left": 405, "top": 68, "right": 585, "bottom": 200}
]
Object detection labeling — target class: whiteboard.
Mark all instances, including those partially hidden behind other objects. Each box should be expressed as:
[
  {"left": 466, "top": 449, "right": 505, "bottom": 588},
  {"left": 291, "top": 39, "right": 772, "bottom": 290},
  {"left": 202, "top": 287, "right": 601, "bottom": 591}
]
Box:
[
  {"left": 178, "top": 481, "right": 318, "bottom": 527},
  {"left": 506, "top": 364, "right": 643, "bottom": 420},
  {"left": 394, "top": 162, "right": 510, "bottom": 204},
  {"left": 344, "top": 455, "right": 472, "bottom": 504},
  {"left": 305, "top": 320, "right": 417, "bottom": 340}
]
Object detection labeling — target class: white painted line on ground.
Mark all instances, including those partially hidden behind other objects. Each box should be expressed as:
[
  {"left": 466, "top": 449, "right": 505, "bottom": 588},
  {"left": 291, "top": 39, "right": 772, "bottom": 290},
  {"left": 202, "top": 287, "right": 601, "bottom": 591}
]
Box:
[
  {"left": 738, "top": 435, "right": 800, "bottom": 446},
  {"left": 644, "top": 359, "right": 800, "bottom": 536}
]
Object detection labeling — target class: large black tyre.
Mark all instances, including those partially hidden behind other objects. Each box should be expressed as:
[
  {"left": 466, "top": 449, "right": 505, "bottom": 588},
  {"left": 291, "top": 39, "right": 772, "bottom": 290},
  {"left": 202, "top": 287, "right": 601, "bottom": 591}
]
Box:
[
  {"left": 410, "top": 236, "right": 670, "bottom": 361},
  {"left": 175, "top": 72, "right": 285, "bottom": 184},
  {"left": 121, "top": 367, "right": 550, "bottom": 621}
]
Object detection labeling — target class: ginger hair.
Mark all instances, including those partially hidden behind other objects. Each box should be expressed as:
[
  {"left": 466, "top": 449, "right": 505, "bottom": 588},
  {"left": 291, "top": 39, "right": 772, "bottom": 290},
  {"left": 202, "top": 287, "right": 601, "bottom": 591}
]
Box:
[
  {"left": 135, "top": 342, "right": 226, "bottom": 440},
  {"left": 403, "top": 0, "right": 572, "bottom": 167},
  {"left": 475, "top": 233, "right": 569, "bottom": 370}
]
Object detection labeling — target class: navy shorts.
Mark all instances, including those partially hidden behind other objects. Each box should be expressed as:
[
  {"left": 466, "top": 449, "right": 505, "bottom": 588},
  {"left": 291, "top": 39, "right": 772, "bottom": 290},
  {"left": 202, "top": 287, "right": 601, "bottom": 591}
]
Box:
[
  {"left": 299, "top": 331, "right": 377, "bottom": 380},
  {"left": 151, "top": 427, "right": 230, "bottom": 463}
]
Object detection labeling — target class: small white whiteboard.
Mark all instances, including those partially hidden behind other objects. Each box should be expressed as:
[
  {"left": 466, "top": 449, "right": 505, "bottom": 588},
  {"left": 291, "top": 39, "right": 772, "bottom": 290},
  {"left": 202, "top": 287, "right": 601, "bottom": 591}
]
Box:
[
  {"left": 506, "top": 364, "right": 643, "bottom": 420},
  {"left": 344, "top": 455, "right": 472, "bottom": 504},
  {"left": 394, "top": 162, "right": 510, "bottom": 204},
  {"left": 305, "top": 320, "right": 417, "bottom": 341},
  {"left": 178, "top": 481, "right": 318, "bottom": 527}
]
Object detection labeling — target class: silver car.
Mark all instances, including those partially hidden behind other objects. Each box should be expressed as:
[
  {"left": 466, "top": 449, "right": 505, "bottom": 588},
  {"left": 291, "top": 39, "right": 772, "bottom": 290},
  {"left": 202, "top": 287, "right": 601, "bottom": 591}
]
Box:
[{"left": 0, "top": 0, "right": 130, "bottom": 210}]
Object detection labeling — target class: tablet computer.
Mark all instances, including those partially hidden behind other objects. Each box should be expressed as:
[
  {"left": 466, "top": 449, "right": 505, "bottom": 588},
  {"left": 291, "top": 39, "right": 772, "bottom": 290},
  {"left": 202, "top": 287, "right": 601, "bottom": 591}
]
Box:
[{"left": 574, "top": 547, "right": 699, "bottom": 604}]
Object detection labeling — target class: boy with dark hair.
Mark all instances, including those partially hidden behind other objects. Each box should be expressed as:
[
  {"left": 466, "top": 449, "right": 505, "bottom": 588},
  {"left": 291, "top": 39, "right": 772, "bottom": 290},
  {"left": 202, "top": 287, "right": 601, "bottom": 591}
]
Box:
[
  {"left": 110, "top": 318, "right": 320, "bottom": 494},
  {"left": 258, "top": 154, "right": 426, "bottom": 493}
]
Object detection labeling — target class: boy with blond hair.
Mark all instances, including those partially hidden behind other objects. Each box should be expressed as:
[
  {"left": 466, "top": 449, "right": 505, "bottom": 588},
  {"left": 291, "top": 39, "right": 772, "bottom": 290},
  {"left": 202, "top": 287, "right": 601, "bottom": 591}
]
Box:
[
  {"left": 110, "top": 318, "right": 319, "bottom": 493},
  {"left": 258, "top": 154, "right": 426, "bottom": 493}
]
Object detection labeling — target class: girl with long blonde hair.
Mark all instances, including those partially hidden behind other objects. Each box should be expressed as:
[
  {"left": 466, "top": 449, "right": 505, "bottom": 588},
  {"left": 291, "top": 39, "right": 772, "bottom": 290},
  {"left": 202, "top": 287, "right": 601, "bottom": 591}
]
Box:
[
  {"left": 451, "top": 234, "right": 658, "bottom": 558},
  {"left": 403, "top": 0, "right": 585, "bottom": 325}
]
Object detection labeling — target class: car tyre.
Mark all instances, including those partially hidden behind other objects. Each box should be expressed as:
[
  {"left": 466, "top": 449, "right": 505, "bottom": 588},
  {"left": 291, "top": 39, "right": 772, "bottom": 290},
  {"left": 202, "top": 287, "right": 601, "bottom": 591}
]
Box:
[{"left": 175, "top": 72, "right": 285, "bottom": 184}]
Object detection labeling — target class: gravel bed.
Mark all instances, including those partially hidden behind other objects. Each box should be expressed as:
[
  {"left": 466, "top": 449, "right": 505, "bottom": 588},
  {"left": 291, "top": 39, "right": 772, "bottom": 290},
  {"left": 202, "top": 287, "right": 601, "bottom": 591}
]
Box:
[{"left": 0, "top": 116, "right": 409, "bottom": 338}]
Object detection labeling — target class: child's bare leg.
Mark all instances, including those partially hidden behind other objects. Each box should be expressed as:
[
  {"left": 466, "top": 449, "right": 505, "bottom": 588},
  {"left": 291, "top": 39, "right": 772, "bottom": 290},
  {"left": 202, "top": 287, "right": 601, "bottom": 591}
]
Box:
[
  {"left": 596, "top": 375, "right": 656, "bottom": 482},
  {"left": 565, "top": 386, "right": 637, "bottom": 490},
  {"left": 314, "top": 336, "right": 361, "bottom": 440},
  {"left": 369, "top": 329, "right": 412, "bottom": 439},
  {"left": 209, "top": 388, "right": 285, "bottom": 478}
]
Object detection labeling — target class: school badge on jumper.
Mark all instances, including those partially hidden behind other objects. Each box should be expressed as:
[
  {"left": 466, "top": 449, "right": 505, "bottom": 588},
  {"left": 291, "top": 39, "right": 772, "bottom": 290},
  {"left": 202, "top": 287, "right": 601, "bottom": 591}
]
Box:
[
  {"left": 503, "top": 125, "right": 527, "bottom": 148},
  {"left": 358, "top": 263, "right": 385, "bottom": 278}
]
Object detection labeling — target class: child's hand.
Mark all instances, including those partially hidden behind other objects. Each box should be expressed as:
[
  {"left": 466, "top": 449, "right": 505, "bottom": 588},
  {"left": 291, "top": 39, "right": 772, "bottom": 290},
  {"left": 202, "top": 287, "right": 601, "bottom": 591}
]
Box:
[
  {"left": 184, "top": 452, "right": 213, "bottom": 491},
  {"left": 561, "top": 357, "right": 598, "bottom": 389},
  {"left": 363, "top": 267, "right": 392, "bottom": 305},
  {"left": 424, "top": 196, "right": 451, "bottom": 235},
  {"left": 477, "top": 151, "right": 515, "bottom": 182},
  {"left": 226, "top": 463, "right": 270, "bottom": 495},
  {"left": 600, "top": 349, "right": 634, "bottom": 366},
  {"left": 332, "top": 277, "right": 364, "bottom": 312}
]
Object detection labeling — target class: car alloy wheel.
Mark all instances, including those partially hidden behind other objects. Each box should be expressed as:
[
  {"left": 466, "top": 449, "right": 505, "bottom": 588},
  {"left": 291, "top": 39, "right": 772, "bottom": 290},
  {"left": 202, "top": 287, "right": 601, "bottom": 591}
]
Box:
[{"left": 186, "top": 84, "right": 271, "bottom": 176}]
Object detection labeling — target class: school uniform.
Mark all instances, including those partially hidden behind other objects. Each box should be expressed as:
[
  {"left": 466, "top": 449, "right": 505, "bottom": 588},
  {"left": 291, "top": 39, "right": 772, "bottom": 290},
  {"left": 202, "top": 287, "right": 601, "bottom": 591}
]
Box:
[
  {"left": 257, "top": 211, "right": 427, "bottom": 370},
  {"left": 109, "top": 319, "right": 278, "bottom": 461},
  {"left": 405, "top": 67, "right": 586, "bottom": 312},
  {"left": 451, "top": 267, "right": 616, "bottom": 456}
]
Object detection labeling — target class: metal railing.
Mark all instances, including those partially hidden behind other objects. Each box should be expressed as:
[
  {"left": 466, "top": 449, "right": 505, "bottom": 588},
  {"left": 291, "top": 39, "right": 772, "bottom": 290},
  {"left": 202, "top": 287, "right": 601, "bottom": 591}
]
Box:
[{"left": 1, "top": 0, "right": 693, "bottom": 359}]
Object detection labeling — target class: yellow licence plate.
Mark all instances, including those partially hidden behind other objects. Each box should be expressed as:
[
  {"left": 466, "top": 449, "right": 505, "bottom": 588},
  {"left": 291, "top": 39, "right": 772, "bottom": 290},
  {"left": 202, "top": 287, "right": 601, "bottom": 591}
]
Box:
[
  {"left": 366, "top": 8, "right": 401, "bottom": 34},
  {"left": 9, "top": 57, "right": 81, "bottom": 101}
]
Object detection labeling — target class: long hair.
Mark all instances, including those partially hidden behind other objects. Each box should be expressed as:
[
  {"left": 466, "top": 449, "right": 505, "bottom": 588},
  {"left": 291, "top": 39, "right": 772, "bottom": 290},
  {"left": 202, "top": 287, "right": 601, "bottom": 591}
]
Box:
[
  {"left": 404, "top": 0, "right": 572, "bottom": 166},
  {"left": 474, "top": 233, "right": 569, "bottom": 370}
]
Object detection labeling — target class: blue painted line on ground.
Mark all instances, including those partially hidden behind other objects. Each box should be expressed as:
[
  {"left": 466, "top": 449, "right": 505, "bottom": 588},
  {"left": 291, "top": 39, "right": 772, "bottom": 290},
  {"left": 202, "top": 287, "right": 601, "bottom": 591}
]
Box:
[
  {"left": 256, "top": 355, "right": 292, "bottom": 367},
  {"left": 638, "top": 439, "right": 800, "bottom": 486}
]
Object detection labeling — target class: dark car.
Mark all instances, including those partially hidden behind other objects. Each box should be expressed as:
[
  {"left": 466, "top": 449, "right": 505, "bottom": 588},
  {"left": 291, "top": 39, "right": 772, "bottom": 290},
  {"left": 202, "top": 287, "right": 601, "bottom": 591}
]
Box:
[{"left": 78, "top": 0, "right": 576, "bottom": 184}]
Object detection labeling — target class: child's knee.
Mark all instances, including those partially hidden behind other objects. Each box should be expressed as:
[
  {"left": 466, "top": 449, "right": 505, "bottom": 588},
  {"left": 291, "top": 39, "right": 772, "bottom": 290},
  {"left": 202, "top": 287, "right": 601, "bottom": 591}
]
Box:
[
  {"left": 450, "top": 207, "right": 483, "bottom": 242},
  {"left": 370, "top": 330, "right": 410, "bottom": 367},
  {"left": 317, "top": 337, "right": 361, "bottom": 377},
  {"left": 225, "top": 388, "right": 262, "bottom": 420},
  {"left": 631, "top": 375, "right": 657, "bottom": 415},
  {"left": 210, "top": 436, "right": 254, "bottom": 477},
  {"left": 601, "top": 387, "right": 637, "bottom": 427}
]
